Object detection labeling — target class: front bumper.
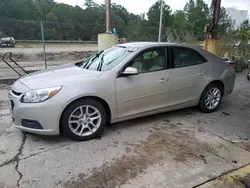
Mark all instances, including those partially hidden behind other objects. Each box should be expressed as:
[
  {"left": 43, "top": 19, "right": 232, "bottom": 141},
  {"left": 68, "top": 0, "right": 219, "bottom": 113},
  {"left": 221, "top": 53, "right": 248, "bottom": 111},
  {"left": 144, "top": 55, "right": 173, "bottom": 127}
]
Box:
[{"left": 9, "top": 90, "right": 61, "bottom": 135}]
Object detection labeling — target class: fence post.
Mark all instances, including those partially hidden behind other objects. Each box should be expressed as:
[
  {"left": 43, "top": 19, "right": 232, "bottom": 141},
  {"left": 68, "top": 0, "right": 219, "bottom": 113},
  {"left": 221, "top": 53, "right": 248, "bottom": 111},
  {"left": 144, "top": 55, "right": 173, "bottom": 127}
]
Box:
[{"left": 40, "top": 21, "right": 47, "bottom": 69}]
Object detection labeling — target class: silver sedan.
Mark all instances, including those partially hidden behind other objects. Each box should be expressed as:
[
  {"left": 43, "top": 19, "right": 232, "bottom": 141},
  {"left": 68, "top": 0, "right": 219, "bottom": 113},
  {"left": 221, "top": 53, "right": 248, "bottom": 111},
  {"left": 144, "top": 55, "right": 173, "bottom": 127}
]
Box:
[{"left": 9, "top": 42, "right": 235, "bottom": 141}]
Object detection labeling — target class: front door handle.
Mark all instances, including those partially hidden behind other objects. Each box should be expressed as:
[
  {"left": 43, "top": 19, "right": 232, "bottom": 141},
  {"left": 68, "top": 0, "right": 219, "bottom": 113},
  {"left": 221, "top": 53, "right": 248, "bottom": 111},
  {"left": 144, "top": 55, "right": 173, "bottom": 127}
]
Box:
[{"left": 159, "top": 78, "right": 166, "bottom": 83}]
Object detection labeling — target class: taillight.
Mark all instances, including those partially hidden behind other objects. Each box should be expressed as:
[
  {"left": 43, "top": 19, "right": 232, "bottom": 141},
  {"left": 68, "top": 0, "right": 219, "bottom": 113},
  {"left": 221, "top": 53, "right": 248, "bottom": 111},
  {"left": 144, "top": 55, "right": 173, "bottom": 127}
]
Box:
[{"left": 231, "top": 63, "right": 236, "bottom": 69}]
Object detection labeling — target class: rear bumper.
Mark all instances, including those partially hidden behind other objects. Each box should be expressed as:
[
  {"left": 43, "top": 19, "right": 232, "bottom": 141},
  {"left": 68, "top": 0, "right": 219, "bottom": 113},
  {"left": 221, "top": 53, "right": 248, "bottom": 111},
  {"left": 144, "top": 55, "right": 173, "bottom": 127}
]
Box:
[
  {"left": 1, "top": 43, "right": 15, "bottom": 47},
  {"left": 223, "top": 73, "right": 235, "bottom": 96}
]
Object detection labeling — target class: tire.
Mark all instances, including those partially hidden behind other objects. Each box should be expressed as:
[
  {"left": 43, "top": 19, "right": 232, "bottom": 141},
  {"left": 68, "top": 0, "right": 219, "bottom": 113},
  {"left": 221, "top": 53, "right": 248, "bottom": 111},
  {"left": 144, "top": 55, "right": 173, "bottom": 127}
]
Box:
[
  {"left": 247, "top": 72, "right": 250, "bottom": 80},
  {"left": 199, "top": 83, "right": 223, "bottom": 113},
  {"left": 61, "top": 98, "right": 107, "bottom": 141}
]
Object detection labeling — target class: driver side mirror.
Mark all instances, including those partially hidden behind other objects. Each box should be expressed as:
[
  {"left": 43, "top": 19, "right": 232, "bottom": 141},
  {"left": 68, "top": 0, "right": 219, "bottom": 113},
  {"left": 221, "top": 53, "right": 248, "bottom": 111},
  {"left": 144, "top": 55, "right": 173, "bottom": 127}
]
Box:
[{"left": 120, "top": 67, "right": 139, "bottom": 77}]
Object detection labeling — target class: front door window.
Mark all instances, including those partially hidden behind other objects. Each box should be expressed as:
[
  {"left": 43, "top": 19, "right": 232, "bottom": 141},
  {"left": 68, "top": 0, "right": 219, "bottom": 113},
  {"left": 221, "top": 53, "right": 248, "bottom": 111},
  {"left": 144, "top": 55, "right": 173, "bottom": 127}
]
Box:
[{"left": 130, "top": 48, "right": 165, "bottom": 73}]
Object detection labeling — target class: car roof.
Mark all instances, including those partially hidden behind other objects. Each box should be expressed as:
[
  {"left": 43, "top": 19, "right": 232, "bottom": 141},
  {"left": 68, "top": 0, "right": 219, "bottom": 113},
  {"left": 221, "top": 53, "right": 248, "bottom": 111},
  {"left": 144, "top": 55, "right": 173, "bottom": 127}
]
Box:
[
  {"left": 116, "top": 42, "right": 223, "bottom": 63},
  {"left": 117, "top": 42, "right": 200, "bottom": 49},
  {"left": 1, "top": 37, "right": 14, "bottom": 40}
]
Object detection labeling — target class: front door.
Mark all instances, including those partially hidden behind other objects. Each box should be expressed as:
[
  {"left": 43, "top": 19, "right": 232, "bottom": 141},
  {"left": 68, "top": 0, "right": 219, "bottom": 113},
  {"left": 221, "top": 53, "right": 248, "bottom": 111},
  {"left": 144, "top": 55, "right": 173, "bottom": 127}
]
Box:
[{"left": 115, "top": 47, "right": 171, "bottom": 118}]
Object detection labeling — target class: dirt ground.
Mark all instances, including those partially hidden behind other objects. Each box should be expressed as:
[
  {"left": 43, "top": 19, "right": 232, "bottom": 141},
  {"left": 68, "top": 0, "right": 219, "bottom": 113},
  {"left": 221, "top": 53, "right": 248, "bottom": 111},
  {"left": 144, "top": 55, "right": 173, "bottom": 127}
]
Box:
[
  {"left": 0, "top": 44, "right": 97, "bottom": 78},
  {"left": 0, "top": 44, "right": 97, "bottom": 66},
  {"left": 0, "top": 44, "right": 98, "bottom": 55},
  {"left": 0, "top": 71, "right": 249, "bottom": 188}
]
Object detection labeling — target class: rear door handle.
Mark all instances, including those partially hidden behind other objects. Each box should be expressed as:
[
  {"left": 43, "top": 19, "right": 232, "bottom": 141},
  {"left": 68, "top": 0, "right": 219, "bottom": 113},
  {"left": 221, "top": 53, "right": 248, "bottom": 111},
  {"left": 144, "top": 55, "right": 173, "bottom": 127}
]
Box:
[
  {"left": 198, "top": 71, "right": 205, "bottom": 75},
  {"left": 159, "top": 78, "right": 170, "bottom": 83}
]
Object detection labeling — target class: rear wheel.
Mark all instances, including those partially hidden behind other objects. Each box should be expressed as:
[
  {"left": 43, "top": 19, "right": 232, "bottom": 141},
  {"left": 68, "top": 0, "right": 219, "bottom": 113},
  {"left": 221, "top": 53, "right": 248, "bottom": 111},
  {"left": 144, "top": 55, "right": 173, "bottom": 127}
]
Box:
[
  {"left": 61, "top": 99, "right": 107, "bottom": 141},
  {"left": 199, "top": 83, "right": 223, "bottom": 113}
]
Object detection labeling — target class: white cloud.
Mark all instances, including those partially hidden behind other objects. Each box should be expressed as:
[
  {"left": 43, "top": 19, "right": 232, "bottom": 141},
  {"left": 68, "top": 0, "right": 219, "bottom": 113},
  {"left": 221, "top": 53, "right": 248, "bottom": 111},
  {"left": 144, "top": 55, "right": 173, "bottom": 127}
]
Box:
[{"left": 55, "top": 0, "right": 250, "bottom": 15}]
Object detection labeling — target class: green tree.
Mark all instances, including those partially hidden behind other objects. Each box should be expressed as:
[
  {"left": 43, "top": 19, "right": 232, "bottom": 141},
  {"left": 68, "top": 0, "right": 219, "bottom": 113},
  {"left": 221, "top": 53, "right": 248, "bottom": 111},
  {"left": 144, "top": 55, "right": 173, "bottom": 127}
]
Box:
[
  {"left": 1, "top": 0, "right": 234, "bottom": 42},
  {"left": 84, "top": 0, "right": 98, "bottom": 8},
  {"left": 0, "top": 0, "right": 40, "bottom": 19},
  {"left": 111, "top": 3, "right": 130, "bottom": 24},
  {"left": 184, "top": 0, "right": 209, "bottom": 40},
  {"left": 147, "top": 0, "right": 172, "bottom": 27},
  {"left": 235, "top": 20, "right": 250, "bottom": 59},
  {"left": 146, "top": 0, "right": 173, "bottom": 41},
  {"left": 127, "top": 19, "right": 152, "bottom": 41},
  {"left": 215, "top": 7, "right": 233, "bottom": 37},
  {"left": 172, "top": 10, "right": 189, "bottom": 30},
  {"left": 46, "top": 12, "right": 58, "bottom": 21},
  {"left": 237, "top": 20, "right": 250, "bottom": 40}
]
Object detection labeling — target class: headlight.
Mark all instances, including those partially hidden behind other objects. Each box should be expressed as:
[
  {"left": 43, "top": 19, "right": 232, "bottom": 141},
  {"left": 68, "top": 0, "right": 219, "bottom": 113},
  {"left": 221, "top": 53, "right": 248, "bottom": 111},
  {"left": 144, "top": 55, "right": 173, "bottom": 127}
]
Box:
[{"left": 21, "top": 86, "right": 62, "bottom": 103}]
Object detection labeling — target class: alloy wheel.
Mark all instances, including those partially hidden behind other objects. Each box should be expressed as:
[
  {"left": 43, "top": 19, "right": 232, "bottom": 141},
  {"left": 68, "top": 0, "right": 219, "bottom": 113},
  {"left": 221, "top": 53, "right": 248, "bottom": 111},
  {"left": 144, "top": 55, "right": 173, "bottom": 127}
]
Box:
[
  {"left": 205, "top": 87, "right": 221, "bottom": 110},
  {"left": 68, "top": 105, "right": 101, "bottom": 137}
]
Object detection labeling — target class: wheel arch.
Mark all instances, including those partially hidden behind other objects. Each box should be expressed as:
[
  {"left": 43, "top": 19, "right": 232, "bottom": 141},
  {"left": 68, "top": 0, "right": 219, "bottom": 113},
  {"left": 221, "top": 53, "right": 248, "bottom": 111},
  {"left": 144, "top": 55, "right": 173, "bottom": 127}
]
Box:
[
  {"left": 59, "top": 96, "right": 112, "bottom": 134},
  {"left": 199, "top": 79, "right": 225, "bottom": 104},
  {"left": 206, "top": 80, "right": 225, "bottom": 95},
  {"left": 198, "top": 80, "right": 225, "bottom": 113}
]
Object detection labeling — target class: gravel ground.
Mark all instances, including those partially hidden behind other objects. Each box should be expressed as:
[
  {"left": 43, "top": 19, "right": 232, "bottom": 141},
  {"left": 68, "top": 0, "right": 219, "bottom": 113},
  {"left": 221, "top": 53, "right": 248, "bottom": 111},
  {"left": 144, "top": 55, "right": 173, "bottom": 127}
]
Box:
[{"left": 0, "top": 71, "right": 249, "bottom": 188}]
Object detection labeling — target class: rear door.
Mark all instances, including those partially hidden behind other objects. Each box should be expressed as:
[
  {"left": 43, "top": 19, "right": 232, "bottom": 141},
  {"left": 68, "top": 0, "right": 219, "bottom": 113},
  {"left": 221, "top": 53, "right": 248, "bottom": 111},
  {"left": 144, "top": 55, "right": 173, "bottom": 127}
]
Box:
[{"left": 168, "top": 46, "right": 210, "bottom": 106}]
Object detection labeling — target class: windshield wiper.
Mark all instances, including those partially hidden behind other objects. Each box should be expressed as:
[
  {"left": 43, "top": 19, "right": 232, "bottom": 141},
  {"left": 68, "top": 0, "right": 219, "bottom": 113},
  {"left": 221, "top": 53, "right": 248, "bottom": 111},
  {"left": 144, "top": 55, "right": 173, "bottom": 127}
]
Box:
[
  {"left": 97, "top": 54, "right": 105, "bottom": 71},
  {"left": 84, "top": 50, "right": 104, "bottom": 69}
]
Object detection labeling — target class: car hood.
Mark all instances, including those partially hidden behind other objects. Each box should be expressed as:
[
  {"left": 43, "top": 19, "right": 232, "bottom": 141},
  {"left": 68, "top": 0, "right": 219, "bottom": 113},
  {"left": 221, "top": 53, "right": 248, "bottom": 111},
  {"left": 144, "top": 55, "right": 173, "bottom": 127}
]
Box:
[{"left": 18, "top": 64, "right": 102, "bottom": 89}]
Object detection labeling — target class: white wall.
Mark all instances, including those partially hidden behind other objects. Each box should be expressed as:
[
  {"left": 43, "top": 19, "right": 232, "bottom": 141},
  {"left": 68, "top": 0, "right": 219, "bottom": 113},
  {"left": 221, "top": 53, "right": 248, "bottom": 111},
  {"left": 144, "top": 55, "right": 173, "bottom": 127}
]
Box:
[{"left": 226, "top": 8, "right": 248, "bottom": 28}]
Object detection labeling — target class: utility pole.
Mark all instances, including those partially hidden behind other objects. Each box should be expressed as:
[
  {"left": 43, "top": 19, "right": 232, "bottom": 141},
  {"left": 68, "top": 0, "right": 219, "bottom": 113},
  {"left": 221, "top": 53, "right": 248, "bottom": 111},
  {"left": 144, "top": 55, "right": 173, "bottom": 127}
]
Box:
[
  {"left": 158, "top": 0, "right": 163, "bottom": 42},
  {"left": 204, "top": 0, "right": 221, "bottom": 55},
  {"left": 105, "top": 0, "right": 111, "bottom": 32}
]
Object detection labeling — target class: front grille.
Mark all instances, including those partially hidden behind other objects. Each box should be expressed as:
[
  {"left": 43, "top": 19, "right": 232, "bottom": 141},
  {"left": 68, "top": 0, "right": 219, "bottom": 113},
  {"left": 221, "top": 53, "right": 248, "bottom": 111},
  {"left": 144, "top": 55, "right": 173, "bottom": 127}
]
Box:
[{"left": 11, "top": 90, "right": 22, "bottom": 96}]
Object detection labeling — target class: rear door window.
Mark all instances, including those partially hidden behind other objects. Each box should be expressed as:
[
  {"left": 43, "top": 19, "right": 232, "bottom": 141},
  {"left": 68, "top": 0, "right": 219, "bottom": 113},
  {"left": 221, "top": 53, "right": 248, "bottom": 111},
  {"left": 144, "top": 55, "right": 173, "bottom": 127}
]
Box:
[{"left": 170, "top": 47, "right": 207, "bottom": 68}]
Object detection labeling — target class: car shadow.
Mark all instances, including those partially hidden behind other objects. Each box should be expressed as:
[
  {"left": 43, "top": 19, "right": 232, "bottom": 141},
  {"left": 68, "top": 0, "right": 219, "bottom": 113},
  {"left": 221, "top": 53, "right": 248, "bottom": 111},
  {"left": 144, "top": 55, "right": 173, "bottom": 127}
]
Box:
[
  {"left": 105, "top": 98, "right": 233, "bottom": 136},
  {"left": 105, "top": 106, "right": 199, "bottom": 133},
  {"left": 25, "top": 132, "right": 72, "bottom": 144},
  {"left": 25, "top": 99, "right": 232, "bottom": 144}
]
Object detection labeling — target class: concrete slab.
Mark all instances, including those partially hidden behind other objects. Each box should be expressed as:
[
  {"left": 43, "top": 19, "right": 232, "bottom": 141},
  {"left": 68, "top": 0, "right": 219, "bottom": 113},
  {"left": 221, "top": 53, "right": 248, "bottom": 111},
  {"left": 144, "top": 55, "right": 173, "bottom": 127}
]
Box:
[
  {"left": 0, "top": 71, "right": 249, "bottom": 188},
  {"left": 120, "top": 120, "right": 250, "bottom": 188},
  {"left": 0, "top": 90, "right": 9, "bottom": 101},
  {"left": 0, "top": 163, "right": 19, "bottom": 188}
]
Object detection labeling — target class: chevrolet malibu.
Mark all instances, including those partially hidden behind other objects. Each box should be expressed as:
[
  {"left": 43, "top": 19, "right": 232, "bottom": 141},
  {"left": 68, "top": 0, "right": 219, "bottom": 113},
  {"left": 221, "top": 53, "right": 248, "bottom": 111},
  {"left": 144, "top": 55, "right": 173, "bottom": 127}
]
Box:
[{"left": 9, "top": 42, "right": 235, "bottom": 141}]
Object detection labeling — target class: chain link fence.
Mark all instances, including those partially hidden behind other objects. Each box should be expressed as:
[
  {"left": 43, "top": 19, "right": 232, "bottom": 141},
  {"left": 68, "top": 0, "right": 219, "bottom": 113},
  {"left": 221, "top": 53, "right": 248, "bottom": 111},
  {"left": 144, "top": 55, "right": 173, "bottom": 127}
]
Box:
[
  {"left": 0, "top": 18, "right": 102, "bottom": 78},
  {"left": 164, "top": 28, "right": 201, "bottom": 46},
  {"left": 165, "top": 27, "right": 250, "bottom": 65},
  {"left": 0, "top": 18, "right": 249, "bottom": 78},
  {"left": 0, "top": 18, "right": 159, "bottom": 78},
  {"left": 218, "top": 32, "right": 250, "bottom": 59}
]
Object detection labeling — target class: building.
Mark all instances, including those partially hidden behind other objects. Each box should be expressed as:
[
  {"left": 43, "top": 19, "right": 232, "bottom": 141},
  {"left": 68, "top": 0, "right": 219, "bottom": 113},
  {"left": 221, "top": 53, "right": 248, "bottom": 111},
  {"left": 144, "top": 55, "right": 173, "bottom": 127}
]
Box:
[{"left": 226, "top": 8, "right": 248, "bottom": 29}]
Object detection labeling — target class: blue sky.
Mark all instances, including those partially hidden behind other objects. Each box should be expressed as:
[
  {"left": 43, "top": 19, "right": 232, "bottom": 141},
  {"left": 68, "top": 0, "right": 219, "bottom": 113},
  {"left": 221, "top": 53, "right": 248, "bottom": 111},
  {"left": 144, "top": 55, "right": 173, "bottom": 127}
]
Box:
[{"left": 55, "top": 0, "right": 250, "bottom": 15}]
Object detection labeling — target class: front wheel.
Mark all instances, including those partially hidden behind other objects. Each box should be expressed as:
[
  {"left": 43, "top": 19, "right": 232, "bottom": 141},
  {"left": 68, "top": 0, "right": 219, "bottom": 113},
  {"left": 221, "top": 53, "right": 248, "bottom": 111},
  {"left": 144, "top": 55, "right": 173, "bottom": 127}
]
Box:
[
  {"left": 61, "top": 99, "right": 107, "bottom": 141},
  {"left": 247, "top": 71, "right": 250, "bottom": 80},
  {"left": 199, "top": 83, "right": 223, "bottom": 113}
]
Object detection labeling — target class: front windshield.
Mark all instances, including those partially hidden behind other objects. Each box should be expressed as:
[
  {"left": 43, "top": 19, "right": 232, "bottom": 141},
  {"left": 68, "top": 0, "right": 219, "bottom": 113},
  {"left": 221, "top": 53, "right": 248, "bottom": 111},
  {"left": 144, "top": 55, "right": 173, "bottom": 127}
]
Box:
[{"left": 76, "top": 46, "right": 133, "bottom": 71}]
